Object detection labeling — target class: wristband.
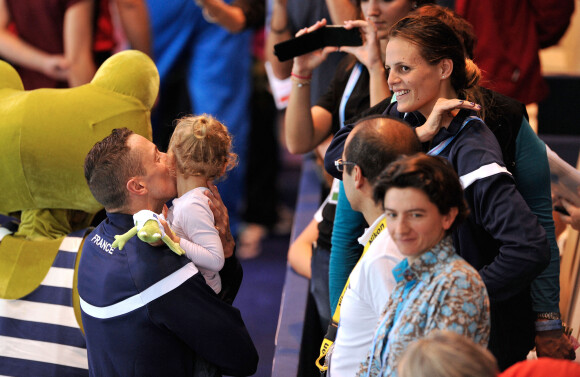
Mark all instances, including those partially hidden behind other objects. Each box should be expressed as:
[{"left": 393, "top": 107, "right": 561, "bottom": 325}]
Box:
[
  {"left": 535, "top": 319, "right": 562, "bottom": 332},
  {"left": 291, "top": 72, "right": 312, "bottom": 80},
  {"left": 536, "top": 312, "right": 561, "bottom": 320},
  {"left": 290, "top": 76, "right": 311, "bottom": 88}
]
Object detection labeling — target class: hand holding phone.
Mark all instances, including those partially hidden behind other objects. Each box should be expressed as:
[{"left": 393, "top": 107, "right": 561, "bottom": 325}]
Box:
[{"left": 274, "top": 25, "right": 362, "bottom": 62}]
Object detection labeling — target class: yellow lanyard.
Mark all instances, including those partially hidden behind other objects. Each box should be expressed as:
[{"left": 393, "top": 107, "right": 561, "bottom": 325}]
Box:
[{"left": 316, "top": 217, "right": 387, "bottom": 372}]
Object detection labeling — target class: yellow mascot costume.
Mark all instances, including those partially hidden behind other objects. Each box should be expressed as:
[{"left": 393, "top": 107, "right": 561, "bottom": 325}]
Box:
[{"left": 0, "top": 50, "right": 158, "bottom": 376}]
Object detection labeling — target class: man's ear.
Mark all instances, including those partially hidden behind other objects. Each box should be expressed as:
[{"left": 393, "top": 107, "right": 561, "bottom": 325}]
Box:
[
  {"left": 126, "top": 177, "right": 147, "bottom": 196},
  {"left": 354, "top": 166, "right": 364, "bottom": 190}
]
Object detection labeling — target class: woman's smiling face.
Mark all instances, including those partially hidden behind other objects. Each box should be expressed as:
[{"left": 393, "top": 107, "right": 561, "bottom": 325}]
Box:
[{"left": 385, "top": 37, "right": 443, "bottom": 118}]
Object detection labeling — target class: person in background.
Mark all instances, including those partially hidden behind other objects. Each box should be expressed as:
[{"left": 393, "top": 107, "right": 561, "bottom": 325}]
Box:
[
  {"left": 326, "top": 0, "right": 438, "bottom": 322},
  {"left": 325, "top": 12, "right": 569, "bottom": 368},
  {"left": 113, "top": 0, "right": 152, "bottom": 57},
  {"left": 499, "top": 357, "right": 580, "bottom": 377},
  {"left": 326, "top": 115, "right": 421, "bottom": 376},
  {"left": 195, "top": 0, "right": 289, "bottom": 260},
  {"left": 402, "top": 7, "right": 571, "bottom": 362},
  {"left": 397, "top": 330, "right": 499, "bottom": 377},
  {"left": 0, "top": 0, "right": 96, "bottom": 89},
  {"left": 266, "top": 0, "right": 356, "bottom": 106},
  {"left": 454, "top": 0, "right": 574, "bottom": 131},
  {"left": 0, "top": 0, "right": 152, "bottom": 90},
  {"left": 358, "top": 153, "right": 490, "bottom": 376},
  {"left": 285, "top": 0, "right": 435, "bottom": 332},
  {"left": 194, "top": 0, "right": 264, "bottom": 33},
  {"left": 285, "top": 0, "right": 430, "bottom": 155},
  {"left": 144, "top": 0, "right": 256, "bottom": 239}
]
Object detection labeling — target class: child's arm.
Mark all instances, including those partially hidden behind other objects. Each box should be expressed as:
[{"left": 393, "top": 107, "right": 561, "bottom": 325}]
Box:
[{"left": 180, "top": 237, "right": 224, "bottom": 271}]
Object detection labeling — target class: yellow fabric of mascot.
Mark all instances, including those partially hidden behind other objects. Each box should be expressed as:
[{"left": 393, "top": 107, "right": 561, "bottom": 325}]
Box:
[{"left": 0, "top": 49, "right": 159, "bottom": 343}]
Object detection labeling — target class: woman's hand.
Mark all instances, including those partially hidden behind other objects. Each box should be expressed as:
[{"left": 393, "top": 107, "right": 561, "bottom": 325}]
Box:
[
  {"left": 416, "top": 98, "right": 481, "bottom": 143},
  {"left": 340, "top": 19, "right": 382, "bottom": 73},
  {"left": 340, "top": 18, "right": 390, "bottom": 106},
  {"left": 291, "top": 18, "right": 338, "bottom": 76}
]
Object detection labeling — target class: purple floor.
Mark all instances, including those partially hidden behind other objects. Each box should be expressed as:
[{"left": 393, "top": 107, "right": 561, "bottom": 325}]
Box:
[{"left": 233, "top": 151, "right": 302, "bottom": 377}]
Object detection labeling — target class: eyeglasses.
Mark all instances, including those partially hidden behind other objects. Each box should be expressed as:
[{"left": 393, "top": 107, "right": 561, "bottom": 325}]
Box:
[{"left": 334, "top": 159, "right": 356, "bottom": 172}]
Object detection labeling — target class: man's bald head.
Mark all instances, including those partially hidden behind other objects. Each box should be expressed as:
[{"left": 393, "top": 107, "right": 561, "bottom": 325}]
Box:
[{"left": 344, "top": 115, "right": 421, "bottom": 184}]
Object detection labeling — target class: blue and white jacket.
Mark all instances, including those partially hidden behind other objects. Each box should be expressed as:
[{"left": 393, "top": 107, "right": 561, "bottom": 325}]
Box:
[
  {"left": 326, "top": 104, "right": 550, "bottom": 300},
  {"left": 78, "top": 213, "right": 258, "bottom": 377}
]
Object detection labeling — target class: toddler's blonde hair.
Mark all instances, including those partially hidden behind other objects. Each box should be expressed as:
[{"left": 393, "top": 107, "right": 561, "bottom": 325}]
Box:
[{"left": 169, "top": 114, "right": 238, "bottom": 181}]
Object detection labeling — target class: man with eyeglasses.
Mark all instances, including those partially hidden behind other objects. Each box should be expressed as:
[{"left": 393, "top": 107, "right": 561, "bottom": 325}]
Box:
[{"left": 323, "top": 115, "right": 420, "bottom": 376}]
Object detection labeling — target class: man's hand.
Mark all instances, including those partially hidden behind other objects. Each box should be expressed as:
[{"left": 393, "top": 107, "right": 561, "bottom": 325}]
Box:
[
  {"left": 204, "top": 181, "right": 235, "bottom": 258},
  {"left": 535, "top": 329, "right": 576, "bottom": 360}
]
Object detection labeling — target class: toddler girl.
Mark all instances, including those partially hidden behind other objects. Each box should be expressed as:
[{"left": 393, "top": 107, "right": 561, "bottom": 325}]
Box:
[{"left": 165, "top": 114, "right": 237, "bottom": 295}]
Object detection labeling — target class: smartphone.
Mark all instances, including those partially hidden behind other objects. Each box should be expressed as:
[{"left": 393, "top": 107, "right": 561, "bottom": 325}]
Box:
[
  {"left": 274, "top": 26, "right": 363, "bottom": 62},
  {"left": 554, "top": 205, "right": 570, "bottom": 216}
]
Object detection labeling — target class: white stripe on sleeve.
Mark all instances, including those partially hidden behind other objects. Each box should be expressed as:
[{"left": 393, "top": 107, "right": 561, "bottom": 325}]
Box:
[{"left": 460, "top": 163, "right": 511, "bottom": 189}]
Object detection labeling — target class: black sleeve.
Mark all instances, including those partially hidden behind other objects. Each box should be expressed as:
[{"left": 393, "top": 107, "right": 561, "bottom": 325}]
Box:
[
  {"left": 344, "top": 95, "right": 393, "bottom": 125},
  {"left": 466, "top": 175, "right": 551, "bottom": 300},
  {"left": 150, "top": 274, "right": 259, "bottom": 376},
  {"left": 452, "top": 124, "right": 550, "bottom": 300},
  {"left": 219, "top": 253, "right": 243, "bottom": 304},
  {"left": 316, "top": 55, "right": 358, "bottom": 135}
]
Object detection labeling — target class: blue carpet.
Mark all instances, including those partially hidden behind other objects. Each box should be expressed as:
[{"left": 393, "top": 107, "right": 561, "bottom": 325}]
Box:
[
  {"left": 235, "top": 234, "right": 291, "bottom": 377},
  {"left": 232, "top": 152, "right": 302, "bottom": 377}
]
